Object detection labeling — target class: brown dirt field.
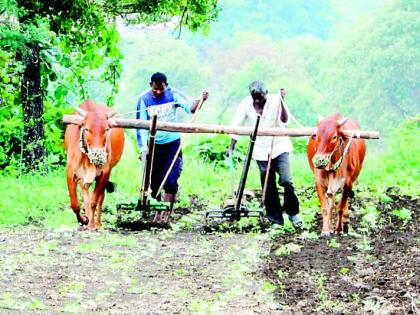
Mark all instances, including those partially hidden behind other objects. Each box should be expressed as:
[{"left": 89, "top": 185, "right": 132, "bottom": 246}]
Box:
[
  {"left": 264, "top": 190, "right": 419, "bottom": 314},
  {"left": 0, "top": 188, "right": 418, "bottom": 314}
]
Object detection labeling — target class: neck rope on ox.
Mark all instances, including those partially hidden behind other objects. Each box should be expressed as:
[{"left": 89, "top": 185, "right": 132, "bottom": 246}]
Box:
[
  {"left": 326, "top": 132, "right": 355, "bottom": 172},
  {"left": 79, "top": 127, "right": 112, "bottom": 166}
]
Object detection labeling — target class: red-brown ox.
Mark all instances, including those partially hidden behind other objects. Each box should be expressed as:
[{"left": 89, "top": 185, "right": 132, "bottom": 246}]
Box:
[
  {"left": 307, "top": 113, "right": 366, "bottom": 235},
  {"left": 65, "top": 99, "right": 124, "bottom": 230}
]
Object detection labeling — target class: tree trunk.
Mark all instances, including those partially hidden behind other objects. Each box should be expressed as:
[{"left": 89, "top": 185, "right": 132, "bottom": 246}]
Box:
[{"left": 21, "top": 42, "right": 46, "bottom": 172}]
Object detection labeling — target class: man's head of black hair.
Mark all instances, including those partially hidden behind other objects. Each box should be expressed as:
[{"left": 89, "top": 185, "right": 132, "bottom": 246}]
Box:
[
  {"left": 150, "top": 72, "right": 168, "bottom": 99},
  {"left": 150, "top": 72, "right": 168, "bottom": 85}
]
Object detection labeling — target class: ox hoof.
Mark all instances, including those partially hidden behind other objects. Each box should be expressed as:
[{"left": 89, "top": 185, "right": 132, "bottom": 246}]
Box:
[
  {"left": 78, "top": 216, "right": 89, "bottom": 226},
  {"left": 343, "top": 222, "right": 349, "bottom": 234},
  {"left": 321, "top": 231, "right": 332, "bottom": 238},
  {"left": 86, "top": 224, "right": 98, "bottom": 231},
  {"left": 335, "top": 230, "right": 344, "bottom": 236}
]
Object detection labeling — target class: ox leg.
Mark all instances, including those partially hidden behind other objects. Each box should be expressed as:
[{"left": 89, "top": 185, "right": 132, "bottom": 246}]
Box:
[
  {"left": 315, "top": 183, "right": 333, "bottom": 235},
  {"left": 327, "top": 194, "right": 336, "bottom": 232},
  {"left": 95, "top": 192, "right": 105, "bottom": 229},
  {"left": 87, "top": 194, "right": 98, "bottom": 231},
  {"left": 67, "top": 170, "right": 88, "bottom": 225},
  {"left": 78, "top": 182, "right": 93, "bottom": 229},
  {"left": 336, "top": 186, "right": 351, "bottom": 234},
  {"left": 90, "top": 175, "right": 110, "bottom": 230}
]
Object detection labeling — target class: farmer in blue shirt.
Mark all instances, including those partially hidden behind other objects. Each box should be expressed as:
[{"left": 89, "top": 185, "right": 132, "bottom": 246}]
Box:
[{"left": 136, "top": 72, "right": 208, "bottom": 221}]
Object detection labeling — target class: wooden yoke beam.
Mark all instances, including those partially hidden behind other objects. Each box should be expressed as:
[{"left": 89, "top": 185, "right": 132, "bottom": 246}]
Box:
[{"left": 63, "top": 115, "right": 380, "bottom": 139}]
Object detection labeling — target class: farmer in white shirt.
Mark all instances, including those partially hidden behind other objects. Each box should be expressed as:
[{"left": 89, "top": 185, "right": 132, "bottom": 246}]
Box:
[{"left": 227, "top": 81, "right": 302, "bottom": 228}]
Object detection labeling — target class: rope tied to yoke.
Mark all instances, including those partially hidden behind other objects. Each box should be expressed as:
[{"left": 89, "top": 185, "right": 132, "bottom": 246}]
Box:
[
  {"left": 314, "top": 130, "right": 356, "bottom": 172},
  {"left": 261, "top": 91, "right": 284, "bottom": 204},
  {"left": 155, "top": 97, "right": 206, "bottom": 198},
  {"left": 327, "top": 131, "right": 355, "bottom": 172},
  {"left": 119, "top": 88, "right": 195, "bottom": 118}
]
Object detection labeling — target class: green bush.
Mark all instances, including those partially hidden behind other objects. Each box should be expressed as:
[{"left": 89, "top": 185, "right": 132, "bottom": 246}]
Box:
[
  {"left": 183, "top": 134, "right": 248, "bottom": 168},
  {"left": 359, "top": 116, "right": 419, "bottom": 196},
  {"left": 291, "top": 137, "right": 308, "bottom": 154},
  {"left": 387, "top": 117, "right": 419, "bottom": 174}
]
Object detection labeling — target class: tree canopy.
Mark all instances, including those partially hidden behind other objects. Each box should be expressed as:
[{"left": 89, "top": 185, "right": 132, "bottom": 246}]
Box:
[{"left": 0, "top": 0, "right": 220, "bottom": 172}]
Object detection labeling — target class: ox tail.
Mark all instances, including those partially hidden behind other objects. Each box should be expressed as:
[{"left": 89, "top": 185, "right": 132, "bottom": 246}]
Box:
[{"left": 105, "top": 181, "right": 116, "bottom": 193}]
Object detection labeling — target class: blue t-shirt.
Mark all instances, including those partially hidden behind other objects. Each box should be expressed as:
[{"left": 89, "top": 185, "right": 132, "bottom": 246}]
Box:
[{"left": 136, "top": 87, "right": 192, "bottom": 151}]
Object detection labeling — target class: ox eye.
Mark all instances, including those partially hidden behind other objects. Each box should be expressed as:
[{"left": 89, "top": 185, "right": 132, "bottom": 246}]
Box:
[
  {"left": 311, "top": 135, "right": 316, "bottom": 140},
  {"left": 84, "top": 128, "right": 90, "bottom": 132},
  {"left": 332, "top": 135, "right": 337, "bottom": 141}
]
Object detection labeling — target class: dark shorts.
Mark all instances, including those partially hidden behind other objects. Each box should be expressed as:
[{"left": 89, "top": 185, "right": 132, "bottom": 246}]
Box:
[{"left": 150, "top": 139, "right": 182, "bottom": 197}]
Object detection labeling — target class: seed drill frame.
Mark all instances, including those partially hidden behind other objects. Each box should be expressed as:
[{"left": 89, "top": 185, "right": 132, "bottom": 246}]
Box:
[
  {"left": 205, "top": 116, "right": 264, "bottom": 222},
  {"left": 116, "top": 115, "right": 170, "bottom": 222}
]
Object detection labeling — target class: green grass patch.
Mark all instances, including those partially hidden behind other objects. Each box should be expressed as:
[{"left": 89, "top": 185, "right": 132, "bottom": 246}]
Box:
[
  {"left": 0, "top": 169, "right": 69, "bottom": 226},
  {"left": 101, "top": 233, "right": 139, "bottom": 248},
  {"left": 30, "top": 298, "right": 48, "bottom": 311},
  {"left": 274, "top": 243, "right": 303, "bottom": 256},
  {"left": 392, "top": 208, "right": 412, "bottom": 223}
]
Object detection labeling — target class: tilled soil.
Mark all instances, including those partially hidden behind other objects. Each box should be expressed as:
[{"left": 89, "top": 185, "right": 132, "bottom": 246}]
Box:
[
  {"left": 264, "top": 191, "right": 419, "bottom": 314},
  {"left": 0, "top": 222, "right": 276, "bottom": 314},
  {"left": 0, "top": 189, "right": 418, "bottom": 314}
]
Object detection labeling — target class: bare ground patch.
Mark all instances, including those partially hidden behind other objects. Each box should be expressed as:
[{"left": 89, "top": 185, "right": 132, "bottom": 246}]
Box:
[{"left": 0, "top": 220, "right": 277, "bottom": 314}]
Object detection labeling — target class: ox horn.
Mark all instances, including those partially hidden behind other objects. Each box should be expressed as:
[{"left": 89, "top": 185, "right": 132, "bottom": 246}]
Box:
[
  {"left": 337, "top": 117, "right": 348, "bottom": 127},
  {"left": 317, "top": 114, "right": 324, "bottom": 123},
  {"left": 74, "top": 107, "right": 87, "bottom": 117},
  {"left": 107, "top": 110, "right": 118, "bottom": 118}
]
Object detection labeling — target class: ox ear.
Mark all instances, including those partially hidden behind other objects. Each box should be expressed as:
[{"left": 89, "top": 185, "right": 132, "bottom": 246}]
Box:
[
  {"left": 107, "top": 110, "right": 118, "bottom": 118},
  {"left": 74, "top": 107, "right": 87, "bottom": 117},
  {"left": 317, "top": 114, "right": 324, "bottom": 123},
  {"left": 337, "top": 117, "right": 348, "bottom": 127}
]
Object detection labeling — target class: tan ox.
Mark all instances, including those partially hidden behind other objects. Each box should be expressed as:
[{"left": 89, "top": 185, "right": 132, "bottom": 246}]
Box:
[
  {"left": 65, "top": 99, "right": 124, "bottom": 230},
  {"left": 307, "top": 113, "right": 366, "bottom": 235}
]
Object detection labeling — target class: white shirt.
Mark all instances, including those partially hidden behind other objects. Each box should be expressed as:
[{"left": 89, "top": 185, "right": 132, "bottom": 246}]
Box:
[{"left": 230, "top": 94, "right": 293, "bottom": 161}]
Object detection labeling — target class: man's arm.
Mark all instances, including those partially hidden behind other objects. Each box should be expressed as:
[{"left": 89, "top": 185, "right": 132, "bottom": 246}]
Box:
[
  {"left": 174, "top": 90, "right": 208, "bottom": 114},
  {"left": 279, "top": 88, "right": 288, "bottom": 124},
  {"left": 190, "top": 90, "right": 209, "bottom": 113}
]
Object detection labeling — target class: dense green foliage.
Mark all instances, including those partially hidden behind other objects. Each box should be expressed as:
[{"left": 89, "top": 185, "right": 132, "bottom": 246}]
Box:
[
  {"left": 0, "top": 0, "right": 219, "bottom": 172},
  {"left": 117, "top": 0, "right": 418, "bottom": 132},
  {"left": 360, "top": 117, "right": 420, "bottom": 189},
  {"left": 2, "top": 0, "right": 418, "bottom": 173},
  {"left": 0, "top": 0, "right": 123, "bottom": 170},
  {"left": 318, "top": 1, "right": 420, "bottom": 129}
]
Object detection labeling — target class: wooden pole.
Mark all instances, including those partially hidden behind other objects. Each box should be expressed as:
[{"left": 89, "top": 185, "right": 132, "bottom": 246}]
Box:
[
  {"left": 262, "top": 91, "right": 284, "bottom": 205},
  {"left": 63, "top": 115, "right": 380, "bottom": 139},
  {"left": 140, "top": 114, "right": 158, "bottom": 208},
  {"left": 155, "top": 97, "right": 206, "bottom": 199}
]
